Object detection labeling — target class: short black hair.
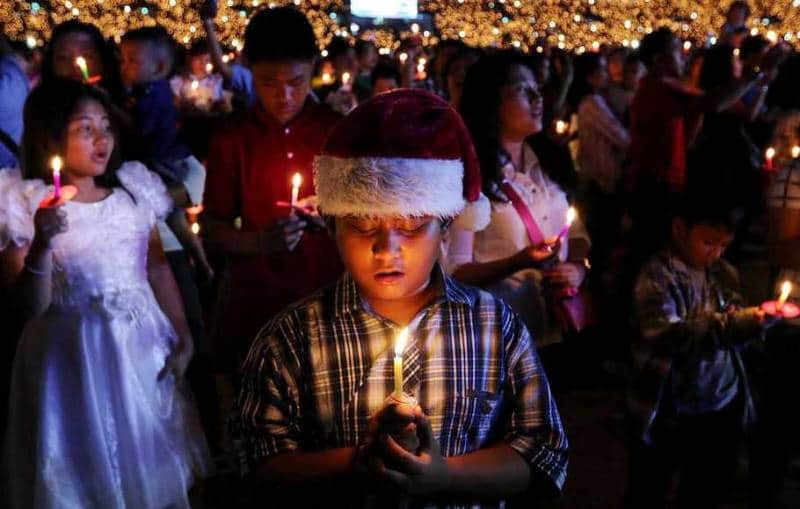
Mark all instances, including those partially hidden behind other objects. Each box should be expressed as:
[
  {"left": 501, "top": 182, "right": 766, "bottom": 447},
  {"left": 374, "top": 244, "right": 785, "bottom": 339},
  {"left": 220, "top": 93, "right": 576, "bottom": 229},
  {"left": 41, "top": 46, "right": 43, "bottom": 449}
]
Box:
[
  {"left": 675, "top": 192, "right": 743, "bottom": 232},
  {"left": 188, "top": 37, "right": 210, "bottom": 57},
  {"left": 244, "top": 7, "right": 318, "bottom": 64},
  {"left": 728, "top": 1, "right": 751, "bottom": 18},
  {"left": 122, "top": 26, "right": 175, "bottom": 69},
  {"left": 326, "top": 37, "right": 353, "bottom": 61},
  {"left": 354, "top": 39, "right": 376, "bottom": 57},
  {"left": 370, "top": 62, "right": 401, "bottom": 86},
  {"left": 639, "top": 27, "right": 675, "bottom": 69}
]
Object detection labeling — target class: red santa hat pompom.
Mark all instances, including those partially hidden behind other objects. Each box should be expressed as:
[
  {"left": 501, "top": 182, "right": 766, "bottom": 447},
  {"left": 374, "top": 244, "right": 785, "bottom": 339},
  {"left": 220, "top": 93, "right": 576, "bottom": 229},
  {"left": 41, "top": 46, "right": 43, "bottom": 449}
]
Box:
[{"left": 314, "top": 89, "right": 491, "bottom": 232}]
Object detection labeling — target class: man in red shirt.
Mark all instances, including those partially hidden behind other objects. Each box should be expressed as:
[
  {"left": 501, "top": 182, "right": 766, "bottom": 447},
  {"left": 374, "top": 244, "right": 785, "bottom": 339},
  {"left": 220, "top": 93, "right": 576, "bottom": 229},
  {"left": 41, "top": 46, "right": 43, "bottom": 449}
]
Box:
[{"left": 205, "top": 7, "right": 343, "bottom": 357}]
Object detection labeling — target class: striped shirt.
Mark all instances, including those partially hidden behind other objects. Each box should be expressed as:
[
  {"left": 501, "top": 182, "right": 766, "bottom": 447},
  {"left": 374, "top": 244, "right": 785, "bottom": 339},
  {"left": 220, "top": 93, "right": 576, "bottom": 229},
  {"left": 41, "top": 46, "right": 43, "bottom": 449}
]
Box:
[{"left": 232, "top": 267, "right": 568, "bottom": 506}]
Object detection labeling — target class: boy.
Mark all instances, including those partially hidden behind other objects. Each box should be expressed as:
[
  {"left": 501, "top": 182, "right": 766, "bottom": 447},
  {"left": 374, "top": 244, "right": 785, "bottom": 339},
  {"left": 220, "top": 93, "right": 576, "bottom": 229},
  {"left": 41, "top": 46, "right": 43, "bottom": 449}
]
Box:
[
  {"left": 204, "top": 7, "right": 343, "bottom": 358},
  {"left": 232, "top": 89, "right": 568, "bottom": 508},
  {"left": 626, "top": 192, "right": 770, "bottom": 508}
]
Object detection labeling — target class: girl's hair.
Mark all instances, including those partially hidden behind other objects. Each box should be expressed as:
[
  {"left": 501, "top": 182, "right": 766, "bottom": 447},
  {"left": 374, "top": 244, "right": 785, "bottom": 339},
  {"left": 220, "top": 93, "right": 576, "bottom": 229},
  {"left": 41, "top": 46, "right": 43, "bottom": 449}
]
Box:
[
  {"left": 21, "top": 78, "right": 123, "bottom": 189},
  {"left": 40, "top": 20, "right": 125, "bottom": 105},
  {"left": 460, "top": 50, "right": 561, "bottom": 200},
  {"left": 567, "top": 52, "right": 604, "bottom": 110},
  {"left": 699, "top": 43, "right": 735, "bottom": 92}
]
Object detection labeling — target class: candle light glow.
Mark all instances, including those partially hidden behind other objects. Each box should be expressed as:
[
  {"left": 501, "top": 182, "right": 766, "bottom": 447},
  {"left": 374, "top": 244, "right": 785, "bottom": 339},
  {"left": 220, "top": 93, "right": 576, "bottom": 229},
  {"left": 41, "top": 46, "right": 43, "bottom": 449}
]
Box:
[
  {"left": 290, "top": 172, "right": 302, "bottom": 209},
  {"left": 765, "top": 146, "right": 776, "bottom": 171},
  {"left": 75, "top": 56, "right": 89, "bottom": 82},
  {"left": 555, "top": 119, "right": 568, "bottom": 135},
  {"left": 777, "top": 281, "right": 792, "bottom": 311},
  {"left": 393, "top": 327, "right": 409, "bottom": 396},
  {"left": 51, "top": 156, "right": 63, "bottom": 199},
  {"left": 792, "top": 146, "right": 800, "bottom": 159}
]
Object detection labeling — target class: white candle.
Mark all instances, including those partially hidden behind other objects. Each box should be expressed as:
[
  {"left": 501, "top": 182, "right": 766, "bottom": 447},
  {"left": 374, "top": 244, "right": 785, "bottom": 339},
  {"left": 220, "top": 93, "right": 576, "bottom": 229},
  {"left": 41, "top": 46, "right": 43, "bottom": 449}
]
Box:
[
  {"left": 792, "top": 146, "right": 800, "bottom": 159},
  {"left": 51, "top": 156, "right": 63, "bottom": 199},
  {"left": 555, "top": 119, "right": 568, "bottom": 135},
  {"left": 777, "top": 281, "right": 792, "bottom": 311},
  {"left": 399, "top": 52, "right": 408, "bottom": 64},
  {"left": 765, "top": 146, "right": 776, "bottom": 170},
  {"left": 393, "top": 328, "right": 409, "bottom": 396},
  {"left": 341, "top": 71, "right": 352, "bottom": 91},
  {"left": 75, "top": 56, "right": 89, "bottom": 81},
  {"left": 205, "top": 62, "right": 213, "bottom": 74},
  {"left": 290, "top": 173, "right": 302, "bottom": 208}
]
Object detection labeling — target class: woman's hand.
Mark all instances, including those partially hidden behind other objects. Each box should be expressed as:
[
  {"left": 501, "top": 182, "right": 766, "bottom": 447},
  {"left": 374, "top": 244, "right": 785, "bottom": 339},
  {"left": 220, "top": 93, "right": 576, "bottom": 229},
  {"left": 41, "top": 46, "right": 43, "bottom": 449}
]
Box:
[
  {"left": 514, "top": 239, "right": 560, "bottom": 269},
  {"left": 157, "top": 335, "right": 194, "bottom": 380},
  {"left": 33, "top": 205, "right": 68, "bottom": 249},
  {"left": 543, "top": 262, "right": 586, "bottom": 289}
]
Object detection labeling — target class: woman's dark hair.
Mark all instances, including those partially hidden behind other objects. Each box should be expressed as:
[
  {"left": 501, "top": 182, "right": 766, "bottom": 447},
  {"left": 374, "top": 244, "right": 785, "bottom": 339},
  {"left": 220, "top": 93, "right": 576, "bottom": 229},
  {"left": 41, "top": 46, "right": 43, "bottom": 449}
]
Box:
[
  {"left": 40, "top": 20, "right": 125, "bottom": 105},
  {"left": 460, "top": 50, "right": 564, "bottom": 200},
  {"left": 699, "top": 43, "right": 735, "bottom": 92},
  {"left": 21, "top": 78, "right": 123, "bottom": 189},
  {"left": 244, "top": 7, "right": 318, "bottom": 64},
  {"left": 567, "top": 52, "right": 604, "bottom": 110}
]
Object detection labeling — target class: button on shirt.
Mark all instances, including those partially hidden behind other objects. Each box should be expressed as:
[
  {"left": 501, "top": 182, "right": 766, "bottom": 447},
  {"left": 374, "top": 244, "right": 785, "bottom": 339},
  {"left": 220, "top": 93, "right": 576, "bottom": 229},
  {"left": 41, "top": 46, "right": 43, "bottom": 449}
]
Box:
[{"left": 232, "top": 267, "right": 569, "bottom": 506}]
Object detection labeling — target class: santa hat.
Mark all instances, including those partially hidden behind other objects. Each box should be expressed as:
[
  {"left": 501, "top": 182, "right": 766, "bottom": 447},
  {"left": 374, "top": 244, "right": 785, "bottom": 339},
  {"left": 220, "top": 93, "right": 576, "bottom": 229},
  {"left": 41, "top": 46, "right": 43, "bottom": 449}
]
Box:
[{"left": 314, "top": 89, "right": 491, "bottom": 232}]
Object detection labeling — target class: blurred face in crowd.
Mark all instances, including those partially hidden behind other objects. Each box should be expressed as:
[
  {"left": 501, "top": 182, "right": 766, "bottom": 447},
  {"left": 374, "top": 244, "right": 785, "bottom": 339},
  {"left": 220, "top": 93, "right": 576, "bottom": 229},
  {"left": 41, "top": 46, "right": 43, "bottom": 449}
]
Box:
[
  {"left": 358, "top": 45, "right": 378, "bottom": 73},
  {"left": 334, "top": 48, "right": 358, "bottom": 76},
  {"left": 623, "top": 60, "right": 646, "bottom": 90},
  {"left": 251, "top": 59, "right": 313, "bottom": 125},
  {"left": 587, "top": 56, "right": 609, "bottom": 91},
  {"left": 190, "top": 52, "right": 212, "bottom": 77},
  {"left": 372, "top": 77, "right": 398, "bottom": 96},
  {"left": 52, "top": 31, "right": 102, "bottom": 82},
  {"left": 446, "top": 53, "right": 479, "bottom": 109},
  {"left": 498, "top": 64, "right": 543, "bottom": 141},
  {"left": 63, "top": 99, "right": 115, "bottom": 180},
  {"left": 120, "top": 40, "right": 163, "bottom": 87},
  {"left": 659, "top": 35, "right": 684, "bottom": 78},
  {"left": 334, "top": 215, "right": 445, "bottom": 311},
  {"left": 607, "top": 51, "right": 625, "bottom": 84},
  {"left": 727, "top": 5, "right": 748, "bottom": 27},
  {"left": 672, "top": 219, "right": 734, "bottom": 269}
]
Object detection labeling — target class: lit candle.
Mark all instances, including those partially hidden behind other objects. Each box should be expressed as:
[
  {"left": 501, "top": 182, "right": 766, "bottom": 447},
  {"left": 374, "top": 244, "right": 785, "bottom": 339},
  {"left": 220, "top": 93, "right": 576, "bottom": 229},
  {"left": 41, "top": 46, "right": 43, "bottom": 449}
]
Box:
[
  {"left": 777, "top": 281, "right": 792, "bottom": 312},
  {"left": 290, "top": 172, "right": 302, "bottom": 209},
  {"left": 765, "top": 146, "right": 775, "bottom": 171},
  {"left": 555, "top": 119, "right": 568, "bottom": 135},
  {"left": 322, "top": 72, "right": 332, "bottom": 84},
  {"left": 557, "top": 206, "right": 577, "bottom": 240},
  {"left": 190, "top": 80, "right": 199, "bottom": 91},
  {"left": 190, "top": 222, "right": 201, "bottom": 235},
  {"left": 393, "top": 328, "right": 409, "bottom": 396},
  {"left": 399, "top": 52, "right": 408, "bottom": 64},
  {"left": 205, "top": 62, "right": 213, "bottom": 74},
  {"left": 341, "top": 71, "right": 352, "bottom": 91},
  {"left": 792, "top": 146, "right": 800, "bottom": 159},
  {"left": 75, "top": 56, "right": 90, "bottom": 82},
  {"left": 51, "top": 155, "right": 63, "bottom": 200}
]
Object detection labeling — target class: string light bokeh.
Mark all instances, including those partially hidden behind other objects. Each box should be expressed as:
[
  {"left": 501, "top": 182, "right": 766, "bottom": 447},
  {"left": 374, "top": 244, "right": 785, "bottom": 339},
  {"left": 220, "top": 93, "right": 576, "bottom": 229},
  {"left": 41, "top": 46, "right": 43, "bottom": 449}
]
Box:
[{"left": 2, "top": 0, "right": 799, "bottom": 51}]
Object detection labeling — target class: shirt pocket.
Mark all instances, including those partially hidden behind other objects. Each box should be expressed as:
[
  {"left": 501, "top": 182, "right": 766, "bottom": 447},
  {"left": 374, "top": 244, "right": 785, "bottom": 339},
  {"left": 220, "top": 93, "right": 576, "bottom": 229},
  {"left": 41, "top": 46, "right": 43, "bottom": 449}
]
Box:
[{"left": 425, "top": 391, "right": 502, "bottom": 456}]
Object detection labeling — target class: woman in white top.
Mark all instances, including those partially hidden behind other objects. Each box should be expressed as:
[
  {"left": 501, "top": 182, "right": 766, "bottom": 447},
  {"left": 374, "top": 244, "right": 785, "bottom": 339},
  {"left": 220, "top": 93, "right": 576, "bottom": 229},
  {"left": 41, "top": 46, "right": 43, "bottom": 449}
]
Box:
[{"left": 449, "top": 51, "right": 590, "bottom": 346}]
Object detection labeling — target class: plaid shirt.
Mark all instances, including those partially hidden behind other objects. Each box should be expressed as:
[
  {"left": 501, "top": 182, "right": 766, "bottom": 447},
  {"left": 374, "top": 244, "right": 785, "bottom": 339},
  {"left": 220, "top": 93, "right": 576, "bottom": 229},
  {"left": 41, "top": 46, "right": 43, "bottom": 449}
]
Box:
[
  {"left": 629, "top": 250, "right": 759, "bottom": 444},
  {"left": 232, "top": 267, "right": 568, "bottom": 505}
]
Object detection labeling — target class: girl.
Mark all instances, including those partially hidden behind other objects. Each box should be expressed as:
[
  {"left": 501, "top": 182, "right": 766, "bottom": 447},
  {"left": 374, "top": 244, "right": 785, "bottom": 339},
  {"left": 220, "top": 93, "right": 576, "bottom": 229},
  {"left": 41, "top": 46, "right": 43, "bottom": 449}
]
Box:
[
  {"left": 447, "top": 51, "right": 590, "bottom": 348},
  {"left": 1, "top": 79, "right": 211, "bottom": 508}
]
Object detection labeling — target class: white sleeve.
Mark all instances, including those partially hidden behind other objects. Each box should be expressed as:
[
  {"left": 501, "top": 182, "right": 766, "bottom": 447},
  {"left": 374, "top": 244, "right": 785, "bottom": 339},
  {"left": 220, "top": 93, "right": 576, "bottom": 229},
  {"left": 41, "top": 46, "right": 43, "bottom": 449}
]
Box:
[
  {"left": 0, "top": 169, "right": 49, "bottom": 250},
  {"left": 116, "top": 161, "right": 174, "bottom": 224}
]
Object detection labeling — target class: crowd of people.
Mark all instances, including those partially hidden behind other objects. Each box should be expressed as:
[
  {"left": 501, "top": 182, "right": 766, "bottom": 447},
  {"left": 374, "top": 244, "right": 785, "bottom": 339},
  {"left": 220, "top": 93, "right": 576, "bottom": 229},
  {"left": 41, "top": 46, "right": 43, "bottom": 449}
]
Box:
[{"left": 1, "top": 0, "right": 800, "bottom": 507}]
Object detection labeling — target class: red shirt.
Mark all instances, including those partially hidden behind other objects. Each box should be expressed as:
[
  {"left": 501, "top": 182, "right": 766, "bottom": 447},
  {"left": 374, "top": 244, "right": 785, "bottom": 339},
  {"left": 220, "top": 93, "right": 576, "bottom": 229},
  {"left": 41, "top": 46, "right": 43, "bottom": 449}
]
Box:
[
  {"left": 627, "top": 75, "right": 703, "bottom": 193},
  {"left": 205, "top": 98, "right": 343, "bottom": 351}
]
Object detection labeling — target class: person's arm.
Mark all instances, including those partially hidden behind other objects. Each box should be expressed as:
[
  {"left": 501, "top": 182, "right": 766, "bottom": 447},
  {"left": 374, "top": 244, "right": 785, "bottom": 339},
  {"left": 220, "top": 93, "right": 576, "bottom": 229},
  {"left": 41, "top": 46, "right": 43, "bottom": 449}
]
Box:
[
  {"left": 449, "top": 226, "right": 559, "bottom": 286},
  {"left": 146, "top": 227, "right": 194, "bottom": 378}
]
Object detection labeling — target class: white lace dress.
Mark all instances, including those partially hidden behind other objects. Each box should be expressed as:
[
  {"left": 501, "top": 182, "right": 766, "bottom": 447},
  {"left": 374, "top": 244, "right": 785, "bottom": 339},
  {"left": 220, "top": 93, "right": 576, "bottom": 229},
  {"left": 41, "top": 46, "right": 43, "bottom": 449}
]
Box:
[{"left": 0, "top": 162, "right": 212, "bottom": 509}]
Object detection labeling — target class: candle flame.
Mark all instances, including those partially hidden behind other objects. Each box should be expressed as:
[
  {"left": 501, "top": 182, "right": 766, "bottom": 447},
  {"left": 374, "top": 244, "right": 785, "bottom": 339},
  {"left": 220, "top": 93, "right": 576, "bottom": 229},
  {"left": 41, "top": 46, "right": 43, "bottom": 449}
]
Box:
[
  {"left": 766, "top": 147, "right": 776, "bottom": 159},
  {"left": 75, "top": 56, "right": 87, "bottom": 69},
  {"left": 566, "top": 206, "right": 577, "bottom": 226},
  {"left": 205, "top": 63, "right": 213, "bottom": 74},
  {"left": 778, "top": 281, "right": 792, "bottom": 307},
  {"left": 394, "top": 327, "right": 408, "bottom": 356},
  {"left": 342, "top": 72, "right": 351, "bottom": 85},
  {"left": 190, "top": 222, "right": 200, "bottom": 235},
  {"left": 322, "top": 72, "right": 332, "bottom": 84},
  {"left": 399, "top": 52, "right": 408, "bottom": 63},
  {"left": 190, "top": 80, "right": 199, "bottom": 90},
  {"left": 555, "top": 120, "right": 568, "bottom": 134},
  {"left": 792, "top": 146, "right": 800, "bottom": 159},
  {"left": 51, "top": 155, "right": 63, "bottom": 173},
  {"left": 291, "top": 172, "right": 302, "bottom": 189}
]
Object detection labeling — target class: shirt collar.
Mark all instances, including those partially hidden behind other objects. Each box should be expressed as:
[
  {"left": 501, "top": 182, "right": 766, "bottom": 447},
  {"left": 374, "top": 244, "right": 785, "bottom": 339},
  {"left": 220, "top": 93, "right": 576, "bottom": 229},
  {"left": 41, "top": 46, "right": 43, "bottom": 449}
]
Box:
[{"left": 333, "top": 263, "right": 476, "bottom": 318}]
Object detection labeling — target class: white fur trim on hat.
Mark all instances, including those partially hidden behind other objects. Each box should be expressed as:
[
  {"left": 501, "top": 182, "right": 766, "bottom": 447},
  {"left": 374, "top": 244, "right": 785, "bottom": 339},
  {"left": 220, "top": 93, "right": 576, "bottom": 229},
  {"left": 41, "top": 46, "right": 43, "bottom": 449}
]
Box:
[
  {"left": 314, "top": 155, "right": 466, "bottom": 219},
  {"left": 452, "top": 192, "right": 491, "bottom": 232}
]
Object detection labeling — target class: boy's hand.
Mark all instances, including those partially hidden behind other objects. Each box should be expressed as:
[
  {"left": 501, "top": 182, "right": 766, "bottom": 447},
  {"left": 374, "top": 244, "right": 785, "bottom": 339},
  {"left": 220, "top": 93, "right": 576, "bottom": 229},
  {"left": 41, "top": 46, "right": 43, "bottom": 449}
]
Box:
[
  {"left": 366, "top": 394, "right": 421, "bottom": 453},
  {"left": 259, "top": 217, "right": 307, "bottom": 253},
  {"left": 375, "top": 413, "right": 450, "bottom": 497}
]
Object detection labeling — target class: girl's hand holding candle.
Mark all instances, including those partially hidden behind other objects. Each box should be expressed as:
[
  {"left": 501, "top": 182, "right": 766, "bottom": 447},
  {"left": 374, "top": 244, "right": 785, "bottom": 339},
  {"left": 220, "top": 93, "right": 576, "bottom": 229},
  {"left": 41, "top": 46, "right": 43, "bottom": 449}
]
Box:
[{"left": 762, "top": 280, "right": 800, "bottom": 318}]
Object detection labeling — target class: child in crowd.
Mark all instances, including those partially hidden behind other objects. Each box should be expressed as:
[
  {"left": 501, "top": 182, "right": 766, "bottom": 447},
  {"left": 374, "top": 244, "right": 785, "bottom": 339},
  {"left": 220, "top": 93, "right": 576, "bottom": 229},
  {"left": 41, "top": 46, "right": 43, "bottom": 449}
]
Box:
[
  {"left": 171, "top": 38, "right": 228, "bottom": 114},
  {"left": 204, "top": 7, "right": 343, "bottom": 360},
  {"left": 369, "top": 62, "right": 401, "bottom": 97},
  {"left": 0, "top": 79, "right": 211, "bottom": 508},
  {"left": 232, "top": 89, "right": 568, "bottom": 508},
  {"left": 626, "top": 190, "right": 771, "bottom": 508}
]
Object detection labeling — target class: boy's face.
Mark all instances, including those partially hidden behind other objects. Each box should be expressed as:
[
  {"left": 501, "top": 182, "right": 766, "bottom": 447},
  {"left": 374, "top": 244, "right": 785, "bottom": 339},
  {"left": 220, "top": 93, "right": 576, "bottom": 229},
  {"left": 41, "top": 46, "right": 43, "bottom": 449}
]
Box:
[
  {"left": 334, "top": 215, "right": 445, "bottom": 306},
  {"left": 120, "top": 41, "right": 162, "bottom": 87},
  {"left": 52, "top": 32, "right": 102, "bottom": 82},
  {"left": 673, "top": 219, "right": 734, "bottom": 269},
  {"left": 190, "top": 52, "right": 212, "bottom": 77},
  {"left": 251, "top": 59, "right": 313, "bottom": 125}
]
